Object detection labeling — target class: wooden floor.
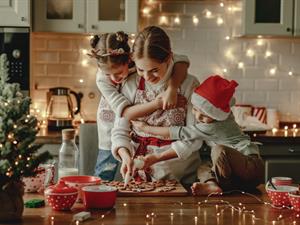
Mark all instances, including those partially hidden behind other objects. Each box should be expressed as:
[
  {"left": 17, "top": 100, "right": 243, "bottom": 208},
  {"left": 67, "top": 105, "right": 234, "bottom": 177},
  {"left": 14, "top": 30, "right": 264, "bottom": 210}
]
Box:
[{"left": 3, "top": 186, "right": 300, "bottom": 225}]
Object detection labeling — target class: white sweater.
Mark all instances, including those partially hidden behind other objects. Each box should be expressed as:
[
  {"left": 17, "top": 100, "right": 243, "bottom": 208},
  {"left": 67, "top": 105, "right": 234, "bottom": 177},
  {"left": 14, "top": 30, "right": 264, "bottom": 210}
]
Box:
[{"left": 111, "top": 62, "right": 203, "bottom": 184}]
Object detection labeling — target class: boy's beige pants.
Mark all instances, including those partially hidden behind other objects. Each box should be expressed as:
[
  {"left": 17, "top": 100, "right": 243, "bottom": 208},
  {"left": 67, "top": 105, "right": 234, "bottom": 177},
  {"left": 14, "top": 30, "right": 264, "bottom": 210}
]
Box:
[{"left": 198, "top": 145, "right": 265, "bottom": 191}]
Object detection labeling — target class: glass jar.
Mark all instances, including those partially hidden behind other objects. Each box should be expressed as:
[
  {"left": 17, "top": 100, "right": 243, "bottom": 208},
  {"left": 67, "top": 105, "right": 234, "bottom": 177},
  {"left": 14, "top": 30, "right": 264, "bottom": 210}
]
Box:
[{"left": 58, "top": 129, "right": 79, "bottom": 179}]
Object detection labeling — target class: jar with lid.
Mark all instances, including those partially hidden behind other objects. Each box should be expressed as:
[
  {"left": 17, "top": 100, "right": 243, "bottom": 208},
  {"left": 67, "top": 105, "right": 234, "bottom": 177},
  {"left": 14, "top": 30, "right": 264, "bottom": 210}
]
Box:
[{"left": 58, "top": 129, "right": 79, "bottom": 179}]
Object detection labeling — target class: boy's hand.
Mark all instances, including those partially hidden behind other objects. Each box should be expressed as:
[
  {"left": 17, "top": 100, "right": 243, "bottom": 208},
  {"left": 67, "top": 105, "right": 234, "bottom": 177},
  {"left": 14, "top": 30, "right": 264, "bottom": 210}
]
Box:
[
  {"left": 141, "top": 154, "right": 160, "bottom": 169},
  {"left": 162, "top": 86, "right": 177, "bottom": 110},
  {"left": 155, "top": 93, "right": 164, "bottom": 109},
  {"left": 131, "top": 120, "right": 148, "bottom": 133}
]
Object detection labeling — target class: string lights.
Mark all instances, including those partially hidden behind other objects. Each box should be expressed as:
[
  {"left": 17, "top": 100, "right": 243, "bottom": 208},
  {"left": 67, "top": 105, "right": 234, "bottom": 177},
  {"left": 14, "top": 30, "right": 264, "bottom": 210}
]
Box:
[{"left": 140, "top": 0, "right": 298, "bottom": 77}]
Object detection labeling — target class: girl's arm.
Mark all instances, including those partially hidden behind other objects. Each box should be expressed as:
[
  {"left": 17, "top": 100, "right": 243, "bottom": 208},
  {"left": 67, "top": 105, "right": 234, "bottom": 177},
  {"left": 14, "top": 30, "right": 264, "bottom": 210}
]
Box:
[
  {"left": 121, "top": 94, "right": 163, "bottom": 121},
  {"left": 162, "top": 55, "right": 189, "bottom": 109},
  {"left": 97, "top": 70, "right": 162, "bottom": 120}
]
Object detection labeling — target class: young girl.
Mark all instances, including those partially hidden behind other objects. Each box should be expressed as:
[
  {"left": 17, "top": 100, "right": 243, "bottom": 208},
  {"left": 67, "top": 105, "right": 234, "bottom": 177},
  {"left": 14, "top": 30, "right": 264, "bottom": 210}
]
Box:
[
  {"left": 89, "top": 31, "right": 190, "bottom": 181},
  {"left": 111, "top": 26, "right": 203, "bottom": 185},
  {"left": 132, "top": 75, "right": 265, "bottom": 195}
]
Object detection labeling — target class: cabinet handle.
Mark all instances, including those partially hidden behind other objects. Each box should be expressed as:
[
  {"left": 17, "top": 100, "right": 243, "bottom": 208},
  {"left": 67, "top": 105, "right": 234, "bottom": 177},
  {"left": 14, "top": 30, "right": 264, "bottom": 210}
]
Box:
[
  {"left": 286, "top": 27, "right": 292, "bottom": 32},
  {"left": 78, "top": 24, "right": 84, "bottom": 29},
  {"left": 91, "top": 25, "right": 97, "bottom": 30}
]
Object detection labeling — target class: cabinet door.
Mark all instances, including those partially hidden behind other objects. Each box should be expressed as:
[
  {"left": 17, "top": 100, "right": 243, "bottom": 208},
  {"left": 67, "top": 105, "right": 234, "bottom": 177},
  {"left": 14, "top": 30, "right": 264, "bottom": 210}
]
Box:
[
  {"left": 0, "top": 0, "right": 30, "bottom": 27},
  {"left": 87, "top": 0, "right": 138, "bottom": 33},
  {"left": 295, "top": 0, "right": 300, "bottom": 36},
  {"left": 243, "top": 0, "right": 293, "bottom": 36},
  {"left": 33, "top": 0, "right": 85, "bottom": 33}
]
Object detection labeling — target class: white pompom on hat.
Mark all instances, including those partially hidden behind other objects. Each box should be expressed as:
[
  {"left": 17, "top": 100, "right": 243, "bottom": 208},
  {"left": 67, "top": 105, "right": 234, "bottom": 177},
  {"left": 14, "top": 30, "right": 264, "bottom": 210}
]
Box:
[{"left": 191, "top": 75, "right": 238, "bottom": 121}]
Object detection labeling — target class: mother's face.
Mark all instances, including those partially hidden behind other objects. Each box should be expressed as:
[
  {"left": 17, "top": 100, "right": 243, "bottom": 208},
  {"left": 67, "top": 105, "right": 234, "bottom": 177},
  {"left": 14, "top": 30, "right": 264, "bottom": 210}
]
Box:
[{"left": 135, "top": 57, "right": 169, "bottom": 84}]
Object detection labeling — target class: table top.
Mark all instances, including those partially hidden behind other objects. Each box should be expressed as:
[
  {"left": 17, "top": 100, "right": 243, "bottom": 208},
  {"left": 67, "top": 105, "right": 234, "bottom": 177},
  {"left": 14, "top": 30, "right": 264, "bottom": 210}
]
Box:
[{"left": 5, "top": 185, "right": 300, "bottom": 225}]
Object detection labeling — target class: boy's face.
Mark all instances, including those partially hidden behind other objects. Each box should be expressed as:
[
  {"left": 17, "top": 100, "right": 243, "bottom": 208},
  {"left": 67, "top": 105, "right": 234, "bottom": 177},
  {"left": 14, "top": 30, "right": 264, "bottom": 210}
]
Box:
[
  {"left": 192, "top": 106, "right": 214, "bottom": 123},
  {"left": 100, "top": 62, "right": 129, "bottom": 84},
  {"left": 134, "top": 57, "right": 169, "bottom": 84}
]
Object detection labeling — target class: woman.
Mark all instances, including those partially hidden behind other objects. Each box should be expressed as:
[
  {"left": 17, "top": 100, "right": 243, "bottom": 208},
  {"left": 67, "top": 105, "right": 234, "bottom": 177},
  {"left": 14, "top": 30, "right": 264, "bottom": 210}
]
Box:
[{"left": 111, "top": 26, "right": 202, "bottom": 185}]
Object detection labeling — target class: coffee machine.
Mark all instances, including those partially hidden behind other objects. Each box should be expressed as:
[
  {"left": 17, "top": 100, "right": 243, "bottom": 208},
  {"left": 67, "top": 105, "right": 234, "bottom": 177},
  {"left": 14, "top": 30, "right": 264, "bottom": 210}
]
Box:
[{"left": 46, "top": 87, "right": 83, "bottom": 130}]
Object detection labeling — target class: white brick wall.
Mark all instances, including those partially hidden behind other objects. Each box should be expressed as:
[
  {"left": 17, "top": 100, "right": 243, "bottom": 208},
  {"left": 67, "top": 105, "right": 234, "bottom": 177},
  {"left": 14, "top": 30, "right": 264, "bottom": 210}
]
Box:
[
  {"left": 30, "top": 1, "right": 300, "bottom": 121},
  {"left": 141, "top": 0, "right": 300, "bottom": 119}
]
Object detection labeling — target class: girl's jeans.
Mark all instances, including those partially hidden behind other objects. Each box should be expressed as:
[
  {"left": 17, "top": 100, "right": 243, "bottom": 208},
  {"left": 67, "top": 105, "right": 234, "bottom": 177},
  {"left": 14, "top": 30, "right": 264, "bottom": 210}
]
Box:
[{"left": 94, "top": 149, "right": 119, "bottom": 181}]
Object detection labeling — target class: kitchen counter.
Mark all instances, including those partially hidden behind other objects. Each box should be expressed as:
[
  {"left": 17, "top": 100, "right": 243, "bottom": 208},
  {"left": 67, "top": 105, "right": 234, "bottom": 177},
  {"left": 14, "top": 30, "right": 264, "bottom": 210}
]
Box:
[
  {"left": 35, "top": 126, "right": 300, "bottom": 145},
  {"left": 12, "top": 185, "right": 300, "bottom": 225}
]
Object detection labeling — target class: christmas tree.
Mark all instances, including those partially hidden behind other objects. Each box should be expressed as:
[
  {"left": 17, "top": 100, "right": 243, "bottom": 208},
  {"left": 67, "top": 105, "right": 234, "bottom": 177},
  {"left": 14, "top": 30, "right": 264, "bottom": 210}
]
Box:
[{"left": 0, "top": 53, "right": 52, "bottom": 190}]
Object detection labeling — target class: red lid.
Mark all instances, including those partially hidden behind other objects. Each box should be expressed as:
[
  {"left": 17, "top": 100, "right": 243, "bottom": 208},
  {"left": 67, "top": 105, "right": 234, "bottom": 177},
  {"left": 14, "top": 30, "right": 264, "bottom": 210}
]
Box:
[{"left": 45, "top": 180, "right": 78, "bottom": 195}]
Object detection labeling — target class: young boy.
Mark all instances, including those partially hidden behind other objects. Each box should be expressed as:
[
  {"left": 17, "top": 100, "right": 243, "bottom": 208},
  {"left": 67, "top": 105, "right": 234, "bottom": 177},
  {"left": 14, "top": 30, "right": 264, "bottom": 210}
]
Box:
[{"left": 132, "top": 75, "right": 264, "bottom": 195}]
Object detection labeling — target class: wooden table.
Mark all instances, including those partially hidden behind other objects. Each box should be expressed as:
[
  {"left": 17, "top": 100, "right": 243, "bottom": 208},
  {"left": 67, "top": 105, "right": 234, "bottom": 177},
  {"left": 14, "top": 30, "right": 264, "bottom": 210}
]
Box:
[{"left": 5, "top": 186, "right": 300, "bottom": 225}]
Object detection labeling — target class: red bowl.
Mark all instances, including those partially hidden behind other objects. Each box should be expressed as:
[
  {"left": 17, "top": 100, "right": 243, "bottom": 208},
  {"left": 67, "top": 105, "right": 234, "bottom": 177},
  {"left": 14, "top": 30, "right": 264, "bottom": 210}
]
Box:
[
  {"left": 60, "top": 176, "right": 101, "bottom": 202},
  {"left": 266, "top": 184, "right": 298, "bottom": 207},
  {"left": 82, "top": 185, "right": 118, "bottom": 209},
  {"left": 289, "top": 191, "right": 300, "bottom": 212}
]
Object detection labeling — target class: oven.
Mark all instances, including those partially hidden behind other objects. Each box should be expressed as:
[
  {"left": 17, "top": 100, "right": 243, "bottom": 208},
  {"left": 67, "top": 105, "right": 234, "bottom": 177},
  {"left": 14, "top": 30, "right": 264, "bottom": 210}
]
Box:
[{"left": 0, "top": 27, "right": 30, "bottom": 95}]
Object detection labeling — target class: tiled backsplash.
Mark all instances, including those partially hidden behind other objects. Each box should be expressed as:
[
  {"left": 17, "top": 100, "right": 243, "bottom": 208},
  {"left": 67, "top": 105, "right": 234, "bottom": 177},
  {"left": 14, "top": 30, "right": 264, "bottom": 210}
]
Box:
[
  {"left": 31, "top": 1, "right": 300, "bottom": 121},
  {"left": 31, "top": 33, "right": 99, "bottom": 121}
]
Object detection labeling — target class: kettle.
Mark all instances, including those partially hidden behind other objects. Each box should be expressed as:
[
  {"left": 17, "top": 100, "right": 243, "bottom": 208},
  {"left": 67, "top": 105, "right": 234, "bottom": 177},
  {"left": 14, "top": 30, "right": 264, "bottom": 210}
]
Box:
[{"left": 46, "top": 87, "right": 83, "bottom": 130}]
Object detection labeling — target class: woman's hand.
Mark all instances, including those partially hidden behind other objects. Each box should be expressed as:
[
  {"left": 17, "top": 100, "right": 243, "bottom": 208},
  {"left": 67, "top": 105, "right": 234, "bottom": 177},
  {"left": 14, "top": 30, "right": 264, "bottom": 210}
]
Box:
[
  {"left": 118, "top": 147, "right": 134, "bottom": 178},
  {"left": 131, "top": 120, "right": 148, "bottom": 133},
  {"left": 176, "top": 94, "right": 187, "bottom": 108},
  {"left": 162, "top": 86, "right": 177, "bottom": 110}
]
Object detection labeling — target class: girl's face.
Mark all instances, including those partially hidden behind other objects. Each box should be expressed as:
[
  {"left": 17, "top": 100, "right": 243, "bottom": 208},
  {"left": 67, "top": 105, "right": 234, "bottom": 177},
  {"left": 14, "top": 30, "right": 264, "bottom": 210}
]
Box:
[
  {"left": 100, "top": 62, "right": 129, "bottom": 84},
  {"left": 192, "top": 106, "right": 214, "bottom": 124},
  {"left": 134, "top": 57, "right": 170, "bottom": 84}
]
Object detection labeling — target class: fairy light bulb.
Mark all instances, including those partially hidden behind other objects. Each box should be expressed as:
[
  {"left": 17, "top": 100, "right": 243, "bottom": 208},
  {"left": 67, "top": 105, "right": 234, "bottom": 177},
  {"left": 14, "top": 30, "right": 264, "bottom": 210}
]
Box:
[
  {"left": 81, "top": 59, "right": 88, "bottom": 67},
  {"left": 174, "top": 16, "right": 180, "bottom": 24},
  {"left": 101, "top": 215, "right": 105, "bottom": 219},
  {"left": 4, "top": 102, "right": 8, "bottom": 106},
  {"left": 75, "top": 221, "right": 79, "bottom": 225},
  {"left": 146, "top": 214, "right": 150, "bottom": 219},
  {"left": 217, "top": 17, "right": 224, "bottom": 25},
  {"left": 193, "top": 16, "right": 199, "bottom": 25},
  {"left": 159, "top": 16, "right": 168, "bottom": 25},
  {"left": 238, "top": 62, "right": 244, "bottom": 69},
  {"left": 223, "top": 68, "right": 227, "bottom": 73},
  {"left": 142, "top": 7, "right": 151, "bottom": 16},
  {"left": 265, "top": 51, "right": 272, "bottom": 58},
  {"left": 13, "top": 124, "right": 17, "bottom": 129},
  {"left": 170, "top": 213, "right": 174, "bottom": 216},
  {"left": 79, "top": 79, "right": 84, "bottom": 83},
  {"left": 269, "top": 67, "right": 276, "bottom": 75},
  {"left": 25, "top": 119, "right": 28, "bottom": 123},
  {"left": 82, "top": 49, "right": 88, "bottom": 54},
  {"left": 15, "top": 161, "right": 19, "bottom": 165},
  {"left": 205, "top": 10, "right": 212, "bottom": 18},
  {"left": 0, "top": 144, "right": 2, "bottom": 148},
  {"left": 225, "top": 36, "right": 230, "bottom": 40},
  {"left": 27, "top": 157, "right": 30, "bottom": 161},
  {"left": 256, "top": 39, "right": 264, "bottom": 46},
  {"left": 288, "top": 71, "right": 293, "bottom": 76},
  {"left": 246, "top": 49, "right": 254, "bottom": 57},
  {"left": 220, "top": 2, "right": 224, "bottom": 7}
]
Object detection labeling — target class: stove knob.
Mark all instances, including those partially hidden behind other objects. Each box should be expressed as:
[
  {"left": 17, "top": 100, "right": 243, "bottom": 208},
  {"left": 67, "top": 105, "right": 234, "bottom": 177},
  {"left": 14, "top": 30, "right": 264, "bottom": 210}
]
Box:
[{"left": 12, "top": 49, "right": 21, "bottom": 59}]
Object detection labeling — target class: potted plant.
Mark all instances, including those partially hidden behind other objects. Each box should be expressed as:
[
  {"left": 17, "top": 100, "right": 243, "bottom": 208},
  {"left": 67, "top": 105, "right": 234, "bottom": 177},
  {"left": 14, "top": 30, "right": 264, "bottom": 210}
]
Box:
[{"left": 0, "top": 53, "right": 52, "bottom": 222}]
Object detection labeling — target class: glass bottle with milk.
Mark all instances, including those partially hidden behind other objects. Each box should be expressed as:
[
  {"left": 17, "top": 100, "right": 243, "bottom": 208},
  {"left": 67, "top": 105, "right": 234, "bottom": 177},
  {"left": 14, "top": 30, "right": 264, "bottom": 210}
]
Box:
[{"left": 58, "top": 129, "right": 79, "bottom": 178}]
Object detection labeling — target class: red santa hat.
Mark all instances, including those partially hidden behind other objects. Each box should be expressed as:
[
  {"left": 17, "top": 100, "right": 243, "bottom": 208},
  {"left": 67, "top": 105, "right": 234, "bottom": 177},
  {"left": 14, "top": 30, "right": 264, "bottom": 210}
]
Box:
[{"left": 191, "top": 75, "right": 238, "bottom": 121}]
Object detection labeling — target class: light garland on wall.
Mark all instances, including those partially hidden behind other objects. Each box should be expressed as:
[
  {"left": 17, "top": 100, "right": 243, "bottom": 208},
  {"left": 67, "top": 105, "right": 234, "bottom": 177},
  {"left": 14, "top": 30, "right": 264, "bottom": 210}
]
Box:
[{"left": 141, "top": 0, "right": 298, "bottom": 78}]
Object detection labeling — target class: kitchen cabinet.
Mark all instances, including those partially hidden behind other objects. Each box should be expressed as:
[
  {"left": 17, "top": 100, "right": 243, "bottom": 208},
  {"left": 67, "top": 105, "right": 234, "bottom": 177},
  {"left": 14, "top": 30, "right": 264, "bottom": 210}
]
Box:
[
  {"left": 33, "top": 0, "right": 138, "bottom": 33},
  {"left": 242, "top": 0, "right": 299, "bottom": 36},
  {"left": 0, "top": 0, "right": 30, "bottom": 27},
  {"left": 259, "top": 143, "right": 300, "bottom": 183}
]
